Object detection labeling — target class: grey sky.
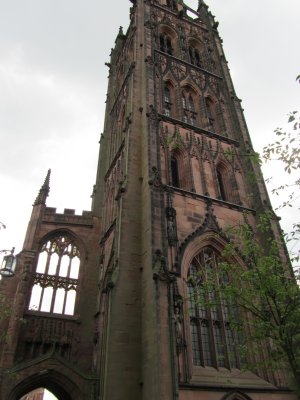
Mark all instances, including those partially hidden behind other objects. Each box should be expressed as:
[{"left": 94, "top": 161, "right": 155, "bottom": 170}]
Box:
[{"left": 0, "top": 0, "right": 299, "bottom": 257}]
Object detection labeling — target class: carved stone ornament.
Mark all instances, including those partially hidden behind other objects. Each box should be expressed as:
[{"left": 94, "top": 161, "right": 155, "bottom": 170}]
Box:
[
  {"left": 156, "top": 52, "right": 168, "bottom": 74},
  {"left": 190, "top": 68, "right": 206, "bottom": 90},
  {"left": 166, "top": 206, "right": 178, "bottom": 246},
  {"left": 208, "top": 75, "right": 219, "bottom": 94},
  {"left": 152, "top": 249, "right": 176, "bottom": 283},
  {"left": 170, "top": 60, "right": 187, "bottom": 82},
  {"left": 173, "top": 285, "right": 186, "bottom": 354},
  {"left": 148, "top": 166, "right": 162, "bottom": 188},
  {"left": 146, "top": 104, "right": 158, "bottom": 120}
]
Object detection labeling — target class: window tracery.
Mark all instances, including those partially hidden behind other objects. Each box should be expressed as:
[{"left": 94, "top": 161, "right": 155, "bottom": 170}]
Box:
[
  {"left": 159, "top": 33, "right": 173, "bottom": 55},
  {"left": 181, "top": 88, "right": 197, "bottom": 126},
  {"left": 189, "top": 45, "right": 201, "bottom": 67},
  {"left": 163, "top": 84, "right": 173, "bottom": 117},
  {"left": 205, "top": 97, "right": 216, "bottom": 131},
  {"left": 217, "top": 166, "right": 227, "bottom": 201},
  {"left": 187, "top": 248, "right": 240, "bottom": 369},
  {"left": 28, "top": 234, "right": 80, "bottom": 316}
]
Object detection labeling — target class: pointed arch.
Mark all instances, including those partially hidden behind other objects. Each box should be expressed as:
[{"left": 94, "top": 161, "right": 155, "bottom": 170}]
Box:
[
  {"left": 168, "top": 145, "right": 190, "bottom": 190},
  {"left": 158, "top": 25, "right": 177, "bottom": 56},
  {"left": 28, "top": 230, "right": 83, "bottom": 316},
  {"left": 163, "top": 80, "right": 176, "bottom": 117},
  {"left": 7, "top": 369, "right": 82, "bottom": 400},
  {"left": 181, "top": 232, "right": 243, "bottom": 370},
  {"left": 215, "top": 157, "right": 240, "bottom": 204},
  {"left": 221, "top": 391, "right": 253, "bottom": 400},
  {"left": 170, "top": 153, "right": 180, "bottom": 187},
  {"left": 216, "top": 161, "right": 228, "bottom": 201},
  {"left": 188, "top": 38, "right": 203, "bottom": 68},
  {"left": 181, "top": 84, "right": 199, "bottom": 126},
  {"left": 204, "top": 95, "right": 217, "bottom": 131}
]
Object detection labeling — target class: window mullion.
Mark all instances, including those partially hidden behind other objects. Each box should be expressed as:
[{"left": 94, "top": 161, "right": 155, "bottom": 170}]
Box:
[
  {"left": 45, "top": 251, "right": 51, "bottom": 274},
  {"left": 62, "top": 288, "right": 68, "bottom": 315},
  {"left": 37, "top": 287, "right": 45, "bottom": 312}
]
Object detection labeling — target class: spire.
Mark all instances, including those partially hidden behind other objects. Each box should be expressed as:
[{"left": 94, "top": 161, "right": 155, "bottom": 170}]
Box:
[{"left": 33, "top": 169, "right": 51, "bottom": 206}]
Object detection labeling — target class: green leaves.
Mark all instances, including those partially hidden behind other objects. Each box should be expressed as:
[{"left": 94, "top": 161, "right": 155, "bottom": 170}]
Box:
[
  {"left": 189, "top": 215, "right": 300, "bottom": 393},
  {"left": 263, "top": 111, "right": 300, "bottom": 174}
]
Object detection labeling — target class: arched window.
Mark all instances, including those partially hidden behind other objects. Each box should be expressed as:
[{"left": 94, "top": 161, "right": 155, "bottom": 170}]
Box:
[
  {"left": 205, "top": 97, "right": 215, "bottom": 130},
  {"left": 159, "top": 33, "right": 173, "bottom": 55},
  {"left": 187, "top": 248, "right": 240, "bottom": 369},
  {"left": 217, "top": 166, "right": 227, "bottom": 201},
  {"left": 170, "top": 155, "right": 180, "bottom": 187},
  {"left": 188, "top": 95, "right": 195, "bottom": 112},
  {"left": 28, "top": 234, "right": 80, "bottom": 316},
  {"left": 205, "top": 96, "right": 220, "bottom": 132},
  {"left": 189, "top": 45, "right": 201, "bottom": 67},
  {"left": 181, "top": 88, "right": 197, "bottom": 126},
  {"left": 163, "top": 84, "right": 173, "bottom": 117}
]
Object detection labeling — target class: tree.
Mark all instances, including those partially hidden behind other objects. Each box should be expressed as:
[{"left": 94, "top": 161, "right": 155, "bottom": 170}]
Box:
[
  {"left": 263, "top": 110, "right": 300, "bottom": 267},
  {"left": 190, "top": 102, "right": 300, "bottom": 395}
]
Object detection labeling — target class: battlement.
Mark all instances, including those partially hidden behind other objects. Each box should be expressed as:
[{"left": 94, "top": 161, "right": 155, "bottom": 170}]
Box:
[{"left": 43, "top": 207, "right": 93, "bottom": 226}]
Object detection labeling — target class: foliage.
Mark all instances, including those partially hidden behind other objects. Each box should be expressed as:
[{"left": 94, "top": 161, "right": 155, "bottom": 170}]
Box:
[
  {"left": 263, "top": 110, "right": 300, "bottom": 266},
  {"left": 189, "top": 99, "right": 300, "bottom": 394},
  {"left": 189, "top": 216, "right": 300, "bottom": 394},
  {"left": 224, "top": 218, "right": 300, "bottom": 392}
]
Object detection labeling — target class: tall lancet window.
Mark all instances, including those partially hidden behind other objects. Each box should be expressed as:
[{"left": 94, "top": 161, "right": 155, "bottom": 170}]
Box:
[
  {"left": 181, "top": 88, "right": 198, "bottom": 126},
  {"left": 28, "top": 234, "right": 80, "bottom": 316},
  {"left": 159, "top": 33, "right": 173, "bottom": 55},
  {"left": 163, "top": 84, "right": 173, "bottom": 117},
  {"left": 187, "top": 248, "right": 240, "bottom": 369},
  {"left": 170, "top": 155, "right": 180, "bottom": 188},
  {"left": 189, "top": 45, "right": 201, "bottom": 67}
]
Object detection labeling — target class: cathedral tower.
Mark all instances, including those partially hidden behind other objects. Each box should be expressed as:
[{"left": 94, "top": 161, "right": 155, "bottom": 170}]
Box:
[{"left": 0, "top": 1, "right": 297, "bottom": 399}]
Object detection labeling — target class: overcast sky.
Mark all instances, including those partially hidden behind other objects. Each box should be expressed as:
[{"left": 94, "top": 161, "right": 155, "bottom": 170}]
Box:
[{"left": 0, "top": 0, "right": 299, "bottom": 261}]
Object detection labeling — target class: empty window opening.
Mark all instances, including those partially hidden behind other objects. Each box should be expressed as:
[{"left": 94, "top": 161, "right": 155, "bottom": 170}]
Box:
[
  {"left": 187, "top": 248, "right": 240, "bottom": 369},
  {"left": 217, "top": 168, "right": 227, "bottom": 201},
  {"left": 160, "top": 33, "right": 173, "bottom": 55},
  {"left": 189, "top": 45, "right": 201, "bottom": 67},
  {"left": 28, "top": 234, "right": 80, "bottom": 316},
  {"left": 164, "top": 84, "right": 173, "bottom": 116},
  {"left": 171, "top": 156, "right": 180, "bottom": 187},
  {"left": 181, "top": 89, "right": 197, "bottom": 126}
]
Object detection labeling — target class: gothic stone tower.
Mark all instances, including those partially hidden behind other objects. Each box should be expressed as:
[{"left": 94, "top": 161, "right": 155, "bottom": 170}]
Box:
[{"left": 0, "top": 1, "right": 297, "bottom": 400}]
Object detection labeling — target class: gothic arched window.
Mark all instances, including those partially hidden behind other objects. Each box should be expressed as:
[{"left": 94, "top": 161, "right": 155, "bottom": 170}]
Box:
[
  {"left": 28, "top": 234, "right": 81, "bottom": 316},
  {"left": 205, "top": 97, "right": 218, "bottom": 131},
  {"left": 217, "top": 166, "right": 227, "bottom": 201},
  {"left": 189, "top": 45, "right": 201, "bottom": 67},
  {"left": 163, "top": 84, "right": 173, "bottom": 117},
  {"left": 170, "top": 155, "right": 180, "bottom": 187},
  {"left": 181, "top": 88, "right": 198, "bottom": 126},
  {"left": 159, "top": 33, "right": 173, "bottom": 55},
  {"left": 187, "top": 248, "right": 240, "bottom": 369}
]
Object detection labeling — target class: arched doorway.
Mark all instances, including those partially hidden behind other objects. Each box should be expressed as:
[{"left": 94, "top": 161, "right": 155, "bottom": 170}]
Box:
[
  {"left": 19, "top": 388, "right": 58, "bottom": 399},
  {"left": 8, "top": 369, "right": 81, "bottom": 400}
]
